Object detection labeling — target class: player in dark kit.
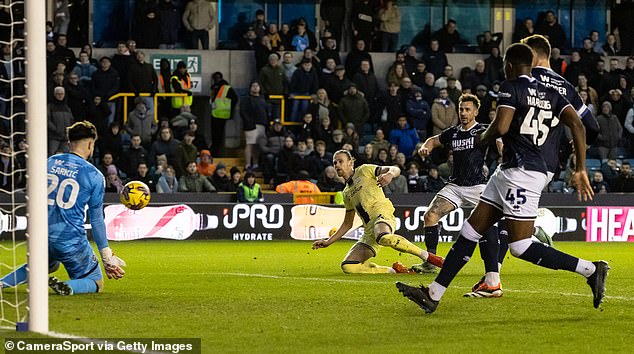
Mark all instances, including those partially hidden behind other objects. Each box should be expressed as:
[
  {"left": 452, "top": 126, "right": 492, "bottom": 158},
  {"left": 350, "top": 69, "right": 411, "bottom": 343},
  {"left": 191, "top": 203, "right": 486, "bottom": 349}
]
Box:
[
  {"left": 467, "top": 34, "right": 603, "bottom": 296},
  {"left": 396, "top": 43, "right": 608, "bottom": 314},
  {"left": 411, "top": 93, "right": 503, "bottom": 276}
]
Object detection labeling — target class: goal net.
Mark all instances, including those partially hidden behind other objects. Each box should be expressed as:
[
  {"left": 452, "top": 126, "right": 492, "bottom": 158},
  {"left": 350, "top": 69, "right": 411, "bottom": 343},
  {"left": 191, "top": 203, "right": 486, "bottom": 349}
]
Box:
[{"left": 0, "top": 0, "right": 48, "bottom": 333}]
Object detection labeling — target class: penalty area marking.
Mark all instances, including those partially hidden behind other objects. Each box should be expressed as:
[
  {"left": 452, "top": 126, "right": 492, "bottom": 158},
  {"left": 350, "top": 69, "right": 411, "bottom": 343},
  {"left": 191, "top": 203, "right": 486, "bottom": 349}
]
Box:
[{"left": 211, "top": 272, "right": 634, "bottom": 302}]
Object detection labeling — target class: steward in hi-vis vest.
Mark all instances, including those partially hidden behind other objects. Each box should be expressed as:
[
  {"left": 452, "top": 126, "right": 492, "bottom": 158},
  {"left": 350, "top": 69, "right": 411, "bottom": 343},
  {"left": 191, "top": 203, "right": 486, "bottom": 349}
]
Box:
[
  {"left": 209, "top": 72, "right": 238, "bottom": 156},
  {"left": 170, "top": 61, "right": 193, "bottom": 109}
]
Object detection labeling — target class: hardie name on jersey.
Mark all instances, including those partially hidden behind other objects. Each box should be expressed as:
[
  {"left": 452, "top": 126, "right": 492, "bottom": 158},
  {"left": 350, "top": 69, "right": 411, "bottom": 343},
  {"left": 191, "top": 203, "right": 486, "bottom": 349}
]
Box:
[{"left": 526, "top": 88, "right": 552, "bottom": 109}]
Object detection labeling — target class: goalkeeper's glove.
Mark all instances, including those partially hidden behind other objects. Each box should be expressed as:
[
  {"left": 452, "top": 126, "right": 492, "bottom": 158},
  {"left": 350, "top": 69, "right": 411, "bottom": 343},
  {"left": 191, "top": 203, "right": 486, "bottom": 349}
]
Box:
[{"left": 100, "top": 247, "right": 127, "bottom": 280}]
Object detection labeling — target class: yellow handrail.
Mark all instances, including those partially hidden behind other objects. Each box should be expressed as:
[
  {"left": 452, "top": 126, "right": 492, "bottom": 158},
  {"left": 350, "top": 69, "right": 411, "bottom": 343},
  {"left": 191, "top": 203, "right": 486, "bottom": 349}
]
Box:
[
  {"left": 108, "top": 92, "right": 188, "bottom": 124},
  {"left": 268, "top": 95, "right": 313, "bottom": 125}
]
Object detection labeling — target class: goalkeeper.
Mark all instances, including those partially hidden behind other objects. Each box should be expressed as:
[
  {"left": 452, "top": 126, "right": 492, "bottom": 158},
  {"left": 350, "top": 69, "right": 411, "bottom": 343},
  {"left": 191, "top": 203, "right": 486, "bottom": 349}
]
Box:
[
  {"left": 0, "top": 121, "right": 126, "bottom": 295},
  {"left": 312, "top": 150, "right": 444, "bottom": 273}
]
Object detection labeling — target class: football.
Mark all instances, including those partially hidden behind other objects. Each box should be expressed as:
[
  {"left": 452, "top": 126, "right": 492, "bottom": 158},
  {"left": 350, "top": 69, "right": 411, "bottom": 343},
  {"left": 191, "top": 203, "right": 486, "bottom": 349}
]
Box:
[{"left": 120, "top": 181, "right": 151, "bottom": 210}]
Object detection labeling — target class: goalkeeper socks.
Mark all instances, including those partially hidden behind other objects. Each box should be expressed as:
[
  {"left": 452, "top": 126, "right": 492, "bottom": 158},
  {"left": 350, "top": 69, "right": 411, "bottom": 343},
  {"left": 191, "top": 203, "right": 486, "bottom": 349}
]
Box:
[
  {"left": 424, "top": 225, "right": 440, "bottom": 255},
  {"left": 66, "top": 279, "right": 97, "bottom": 294},
  {"left": 509, "top": 239, "right": 580, "bottom": 273},
  {"left": 478, "top": 225, "right": 499, "bottom": 273},
  {"left": 0, "top": 264, "right": 27, "bottom": 287},
  {"left": 435, "top": 235, "right": 477, "bottom": 288},
  {"left": 376, "top": 233, "right": 426, "bottom": 260}
]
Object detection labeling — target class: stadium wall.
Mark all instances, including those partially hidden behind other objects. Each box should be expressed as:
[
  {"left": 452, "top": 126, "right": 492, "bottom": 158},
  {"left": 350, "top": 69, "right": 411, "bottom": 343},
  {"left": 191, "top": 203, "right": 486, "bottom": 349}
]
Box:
[{"left": 5, "top": 194, "right": 633, "bottom": 243}]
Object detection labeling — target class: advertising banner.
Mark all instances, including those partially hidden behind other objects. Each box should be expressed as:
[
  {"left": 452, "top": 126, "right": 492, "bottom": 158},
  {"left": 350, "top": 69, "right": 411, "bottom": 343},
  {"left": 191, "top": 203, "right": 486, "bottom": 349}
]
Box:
[
  {"left": 97, "top": 203, "right": 590, "bottom": 243},
  {"left": 586, "top": 206, "right": 634, "bottom": 242}
]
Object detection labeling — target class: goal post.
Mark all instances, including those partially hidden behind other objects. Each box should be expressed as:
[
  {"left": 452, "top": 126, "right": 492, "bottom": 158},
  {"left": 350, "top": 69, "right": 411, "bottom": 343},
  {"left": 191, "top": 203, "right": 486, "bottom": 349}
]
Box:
[{"left": 25, "top": 0, "right": 48, "bottom": 334}]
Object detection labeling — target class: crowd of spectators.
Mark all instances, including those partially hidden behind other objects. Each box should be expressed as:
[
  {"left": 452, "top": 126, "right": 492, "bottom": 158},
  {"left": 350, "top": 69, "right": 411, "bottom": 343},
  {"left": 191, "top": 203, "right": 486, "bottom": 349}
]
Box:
[{"left": 2, "top": 2, "right": 634, "bottom": 198}]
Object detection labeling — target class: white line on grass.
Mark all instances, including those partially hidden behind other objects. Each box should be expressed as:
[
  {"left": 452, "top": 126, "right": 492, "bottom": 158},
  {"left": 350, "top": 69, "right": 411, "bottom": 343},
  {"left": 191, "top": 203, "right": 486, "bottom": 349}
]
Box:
[{"left": 209, "top": 272, "right": 634, "bottom": 302}]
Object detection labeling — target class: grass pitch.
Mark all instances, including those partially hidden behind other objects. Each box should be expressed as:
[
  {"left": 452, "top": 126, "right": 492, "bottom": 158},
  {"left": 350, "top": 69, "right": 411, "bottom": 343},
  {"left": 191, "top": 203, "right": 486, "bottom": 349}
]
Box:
[{"left": 2, "top": 240, "right": 634, "bottom": 353}]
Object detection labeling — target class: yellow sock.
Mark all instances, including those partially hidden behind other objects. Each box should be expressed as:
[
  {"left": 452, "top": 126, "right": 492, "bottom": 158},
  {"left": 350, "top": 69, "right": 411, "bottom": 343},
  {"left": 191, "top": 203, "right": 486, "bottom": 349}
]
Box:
[
  {"left": 377, "top": 233, "right": 427, "bottom": 260},
  {"left": 341, "top": 261, "right": 392, "bottom": 274}
]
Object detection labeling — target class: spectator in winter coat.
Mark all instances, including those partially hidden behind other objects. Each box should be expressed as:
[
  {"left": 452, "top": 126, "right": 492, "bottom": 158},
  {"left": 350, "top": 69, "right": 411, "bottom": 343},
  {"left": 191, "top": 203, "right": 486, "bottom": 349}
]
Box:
[
  {"left": 345, "top": 39, "right": 374, "bottom": 79},
  {"left": 64, "top": 73, "right": 89, "bottom": 122},
  {"left": 47, "top": 86, "right": 74, "bottom": 155},
  {"left": 158, "top": 0, "right": 180, "bottom": 49},
  {"left": 210, "top": 163, "right": 233, "bottom": 192},
  {"left": 389, "top": 116, "right": 420, "bottom": 157},
  {"left": 317, "top": 165, "right": 345, "bottom": 192},
  {"left": 179, "top": 161, "right": 215, "bottom": 192},
  {"left": 289, "top": 58, "right": 319, "bottom": 121},
  {"left": 149, "top": 127, "right": 180, "bottom": 167},
  {"left": 156, "top": 165, "right": 179, "bottom": 193},
  {"left": 128, "top": 51, "right": 158, "bottom": 110},
  {"left": 406, "top": 89, "right": 432, "bottom": 140},
  {"left": 431, "top": 88, "right": 458, "bottom": 135},
  {"left": 72, "top": 51, "right": 98, "bottom": 85},
  {"left": 91, "top": 56, "right": 119, "bottom": 125},
  {"left": 182, "top": 0, "right": 214, "bottom": 49},
  {"left": 174, "top": 130, "right": 199, "bottom": 178},
  {"left": 120, "top": 135, "right": 149, "bottom": 178},
  {"left": 338, "top": 84, "right": 369, "bottom": 133},
  {"left": 125, "top": 97, "right": 158, "bottom": 149},
  {"left": 196, "top": 149, "right": 216, "bottom": 177},
  {"left": 595, "top": 101, "right": 623, "bottom": 160}
]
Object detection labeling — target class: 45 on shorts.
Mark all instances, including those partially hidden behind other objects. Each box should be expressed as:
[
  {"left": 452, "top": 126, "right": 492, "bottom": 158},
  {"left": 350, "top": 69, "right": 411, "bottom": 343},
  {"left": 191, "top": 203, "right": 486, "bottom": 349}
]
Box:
[
  {"left": 358, "top": 213, "right": 397, "bottom": 256},
  {"left": 49, "top": 240, "right": 103, "bottom": 281},
  {"left": 479, "top": 167, "right": 549, "bottom": 221}
]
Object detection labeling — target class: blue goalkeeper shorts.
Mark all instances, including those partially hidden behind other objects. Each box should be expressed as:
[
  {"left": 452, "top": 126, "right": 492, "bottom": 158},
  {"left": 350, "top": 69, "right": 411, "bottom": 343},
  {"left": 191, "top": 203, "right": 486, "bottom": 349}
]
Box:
[{"left": 49, "top": 239, "right": 103, "bottom": 282}]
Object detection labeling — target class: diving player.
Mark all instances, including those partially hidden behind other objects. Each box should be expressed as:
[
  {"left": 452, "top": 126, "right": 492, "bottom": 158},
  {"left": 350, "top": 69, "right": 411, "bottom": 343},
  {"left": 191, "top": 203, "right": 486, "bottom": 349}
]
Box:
[
  {"left": 312, "top": 150, "right": 444, "bottom": 274},
  {"left": 0, "top": 121, "right": 126, "bottom": 295},
  {"left": 396, "top": 43, "right": 608, "bottom": 313}
]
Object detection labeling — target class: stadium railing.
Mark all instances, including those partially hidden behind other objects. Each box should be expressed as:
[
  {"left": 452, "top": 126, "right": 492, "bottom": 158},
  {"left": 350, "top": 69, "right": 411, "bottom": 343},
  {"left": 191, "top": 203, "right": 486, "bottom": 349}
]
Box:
[
  {"left": 108, "top": 92, "right": 189, "bottom": 124},
  {"left": 268, "top": 95, "right": 313, "bottom": 125}
]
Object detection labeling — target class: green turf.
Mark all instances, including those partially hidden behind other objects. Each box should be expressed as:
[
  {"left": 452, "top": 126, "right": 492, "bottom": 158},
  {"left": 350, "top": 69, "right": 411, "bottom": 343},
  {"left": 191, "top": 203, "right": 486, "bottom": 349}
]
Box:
[{"left": 1, "top": 241, "right": 633, "bottom": 353}]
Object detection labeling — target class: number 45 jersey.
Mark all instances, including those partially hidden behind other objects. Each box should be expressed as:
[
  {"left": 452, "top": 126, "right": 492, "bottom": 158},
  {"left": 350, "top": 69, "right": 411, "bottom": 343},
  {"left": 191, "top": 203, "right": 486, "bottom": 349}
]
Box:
[
  {"left": 496, "top": 75, "right": 572, "bottom": 175},
  {"left": 48, "top": 153, "right": 105, "bottom": 243}
]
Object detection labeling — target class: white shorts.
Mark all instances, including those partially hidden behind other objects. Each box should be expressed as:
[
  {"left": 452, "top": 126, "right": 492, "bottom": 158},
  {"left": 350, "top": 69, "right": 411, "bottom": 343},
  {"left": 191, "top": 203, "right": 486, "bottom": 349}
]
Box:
[
  {"left": 244, "top": 125, "right": 265, "bottom": 145},
  {"left": 480, "top": 167, "right": 549, "bottom": 221},
  {"left": 437, "top": 183, "right": 485, "bottom": 209}
]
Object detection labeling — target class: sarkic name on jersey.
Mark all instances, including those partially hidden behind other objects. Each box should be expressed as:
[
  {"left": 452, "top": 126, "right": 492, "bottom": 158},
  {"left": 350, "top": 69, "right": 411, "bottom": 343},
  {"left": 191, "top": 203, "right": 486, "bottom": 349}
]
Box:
[{"left": 49, "top": 164, "right": 78, "bottom": 178}]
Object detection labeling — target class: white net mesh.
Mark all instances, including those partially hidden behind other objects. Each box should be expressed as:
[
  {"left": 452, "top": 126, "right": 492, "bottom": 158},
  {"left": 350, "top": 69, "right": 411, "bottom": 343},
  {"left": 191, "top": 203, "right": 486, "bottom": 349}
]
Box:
[{"left": 0, "top": 0, "right": 27, "bottom": 329}]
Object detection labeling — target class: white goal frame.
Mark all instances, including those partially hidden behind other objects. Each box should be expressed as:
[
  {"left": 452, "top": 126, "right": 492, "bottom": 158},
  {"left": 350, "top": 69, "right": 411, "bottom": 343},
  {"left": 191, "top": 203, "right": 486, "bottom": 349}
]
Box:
[{"left": 25, "top": 0, "right": 48, "bottom": 334}]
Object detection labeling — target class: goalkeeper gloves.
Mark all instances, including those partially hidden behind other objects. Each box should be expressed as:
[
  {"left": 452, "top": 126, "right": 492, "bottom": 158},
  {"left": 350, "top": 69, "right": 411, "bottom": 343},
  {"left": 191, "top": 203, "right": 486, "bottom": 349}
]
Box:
[{"left": 100, "top": 247, "right": 127, "bottom": 280}]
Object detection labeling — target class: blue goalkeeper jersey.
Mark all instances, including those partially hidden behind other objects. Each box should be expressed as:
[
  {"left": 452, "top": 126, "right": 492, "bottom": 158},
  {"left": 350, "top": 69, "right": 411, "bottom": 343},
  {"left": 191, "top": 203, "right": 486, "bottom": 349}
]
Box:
[{"left": 48, "top": 153, "right": 106, "bottom": 248}]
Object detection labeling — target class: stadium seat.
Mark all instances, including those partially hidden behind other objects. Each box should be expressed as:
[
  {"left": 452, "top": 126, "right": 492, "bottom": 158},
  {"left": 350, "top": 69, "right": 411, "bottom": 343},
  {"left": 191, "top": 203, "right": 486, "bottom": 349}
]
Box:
[
  {"left": 586, "top": 158, "right": 602, "bottom": 171},
  {"left": 615, "top": 147, "right": 629, "bottom": 159}
]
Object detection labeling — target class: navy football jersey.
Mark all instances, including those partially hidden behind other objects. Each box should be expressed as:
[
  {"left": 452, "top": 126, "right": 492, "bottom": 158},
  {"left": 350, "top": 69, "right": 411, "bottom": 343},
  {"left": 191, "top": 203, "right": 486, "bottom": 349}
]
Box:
[
  {"left": 496, "top": 75, "right": 572, "bottom": 174},
  {"left": 439, "top": 122, "right": 488, "bottom": 186},
  {"left": 48, "top": 153, "right": 105, "bottom": 248},
  {"left": 532, "top": 66, "right": 594, "bottom": 173}
]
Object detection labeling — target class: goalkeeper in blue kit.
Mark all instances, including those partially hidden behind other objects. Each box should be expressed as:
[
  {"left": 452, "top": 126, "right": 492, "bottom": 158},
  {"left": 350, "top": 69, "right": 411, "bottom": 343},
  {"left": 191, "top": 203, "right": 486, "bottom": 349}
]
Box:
[{"left": 0, "top": 121, "right": 126, "bottom": 295}]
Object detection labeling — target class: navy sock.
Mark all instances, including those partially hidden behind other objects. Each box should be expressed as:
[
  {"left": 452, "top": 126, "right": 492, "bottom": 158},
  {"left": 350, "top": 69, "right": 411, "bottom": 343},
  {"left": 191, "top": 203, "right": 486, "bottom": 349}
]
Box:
[
  {"left": 517, "top": 242, "right": 578, "bottom": 271},
  {"left": 478, "top": 225, "right": 499, "bottom": 273},
  {"left": 424, "top": 225, "right": 439, "bottom": 255},
  {"left": 435, "top": 236, "right": 477, "bottom": 288},
  {"left": 498, "top": 220, "right": 509, "bottom": 265}
]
